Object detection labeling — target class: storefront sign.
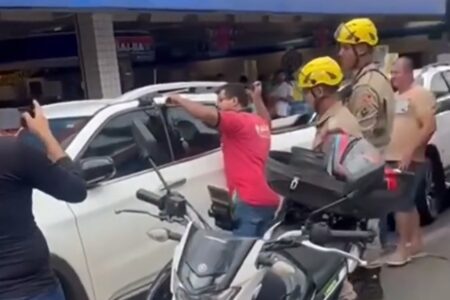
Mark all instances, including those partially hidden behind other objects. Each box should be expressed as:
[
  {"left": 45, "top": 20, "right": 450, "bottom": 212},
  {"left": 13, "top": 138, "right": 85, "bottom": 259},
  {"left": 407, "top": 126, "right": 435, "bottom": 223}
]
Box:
[
  {"left": 0, "top": 71, "right": 27, "bottom": 86},
  {"left": 116, "top": 36, "right": 155, "bottom": 62}
]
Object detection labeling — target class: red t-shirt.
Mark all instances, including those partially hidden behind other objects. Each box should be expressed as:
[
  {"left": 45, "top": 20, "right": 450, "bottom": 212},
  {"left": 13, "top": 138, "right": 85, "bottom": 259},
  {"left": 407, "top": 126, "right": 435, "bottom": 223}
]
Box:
[{"left": 219, "top": 111, "right": 280, "bottom": 207}]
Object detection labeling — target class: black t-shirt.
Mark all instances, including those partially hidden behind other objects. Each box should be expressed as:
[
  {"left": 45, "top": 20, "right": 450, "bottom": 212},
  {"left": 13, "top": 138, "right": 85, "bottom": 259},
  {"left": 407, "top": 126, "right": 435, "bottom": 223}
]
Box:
[{"left": 0, "top": 137, "right": 87, "bottom": 299}]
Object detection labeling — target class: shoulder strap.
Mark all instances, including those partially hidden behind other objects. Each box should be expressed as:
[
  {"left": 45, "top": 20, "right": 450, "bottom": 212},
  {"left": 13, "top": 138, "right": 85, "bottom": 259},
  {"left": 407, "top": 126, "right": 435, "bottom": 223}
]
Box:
[{"left": 354, "top": 67, "right": 390, "bottom": 85}]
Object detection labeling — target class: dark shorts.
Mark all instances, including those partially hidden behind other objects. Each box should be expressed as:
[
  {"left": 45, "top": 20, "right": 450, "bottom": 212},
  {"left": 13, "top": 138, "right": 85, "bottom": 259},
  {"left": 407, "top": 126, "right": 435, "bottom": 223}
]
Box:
[{"left": 388, "top": 161, "right": 428, "bottom": 213}]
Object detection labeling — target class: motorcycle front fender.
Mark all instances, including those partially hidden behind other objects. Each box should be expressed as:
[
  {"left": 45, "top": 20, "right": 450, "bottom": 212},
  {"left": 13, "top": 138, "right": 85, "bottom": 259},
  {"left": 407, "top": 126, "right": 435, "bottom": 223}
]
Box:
[{"left": 146, "top": 260, "right": 173, "bottom": 300}]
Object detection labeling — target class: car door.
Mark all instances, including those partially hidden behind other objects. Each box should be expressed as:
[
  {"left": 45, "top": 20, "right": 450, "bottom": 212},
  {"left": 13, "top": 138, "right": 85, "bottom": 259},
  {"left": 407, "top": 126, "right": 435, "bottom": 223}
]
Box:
[
  {"left": 161, "top": 105, "right": 225, "bottom": 222},
  {"left": 68, "top": 108, "right": 180, "bottom": 300},
  {"left": 431, "top": 94, "right": 450, "bottom": 169}
]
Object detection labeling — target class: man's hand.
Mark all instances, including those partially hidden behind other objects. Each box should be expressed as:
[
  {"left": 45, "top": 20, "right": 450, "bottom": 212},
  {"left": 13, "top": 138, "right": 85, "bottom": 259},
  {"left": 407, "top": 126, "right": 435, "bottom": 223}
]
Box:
[
  {"left": 398, "top": 148, "right": 414, "bottom": 171},
  {"left": 252, "top": 81, "right": 263, "bottom": 97},
  {"left": 165, "top": 94, "right": 184, "bottom": 106},
  {"left": 23, "top": 100, "right": 66, "bottom": 162},
  {"left": 22, "top": 100, "right": 52, "bottom": 140}
]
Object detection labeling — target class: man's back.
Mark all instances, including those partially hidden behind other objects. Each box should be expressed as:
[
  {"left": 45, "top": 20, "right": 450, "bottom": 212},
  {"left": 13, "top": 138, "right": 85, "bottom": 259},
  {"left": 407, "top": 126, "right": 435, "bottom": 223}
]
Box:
[{"left": 219, "top": 111, "right": 278, "bottom": 207}]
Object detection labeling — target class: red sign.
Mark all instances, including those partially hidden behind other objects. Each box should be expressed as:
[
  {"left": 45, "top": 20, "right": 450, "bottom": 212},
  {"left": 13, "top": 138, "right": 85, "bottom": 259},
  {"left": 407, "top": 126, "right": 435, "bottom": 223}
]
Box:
[
  {"left": 116, "top": 36, "right": 154, "bottom": 52},
  {"left": 209, "top": 25, "right": 235, "bottom": 52}
]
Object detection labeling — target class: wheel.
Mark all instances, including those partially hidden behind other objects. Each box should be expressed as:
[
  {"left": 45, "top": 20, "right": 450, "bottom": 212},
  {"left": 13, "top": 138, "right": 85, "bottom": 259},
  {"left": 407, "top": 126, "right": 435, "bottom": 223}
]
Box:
[{"left": 416, "top": 160, "right": 444, "bottom": 225}]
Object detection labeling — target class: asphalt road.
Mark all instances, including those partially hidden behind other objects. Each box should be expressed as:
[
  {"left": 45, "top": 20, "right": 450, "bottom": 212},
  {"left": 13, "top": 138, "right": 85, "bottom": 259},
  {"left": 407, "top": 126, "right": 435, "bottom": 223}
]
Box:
[{"left": 382, "top": 209, "right": 450, "bottom": 300}]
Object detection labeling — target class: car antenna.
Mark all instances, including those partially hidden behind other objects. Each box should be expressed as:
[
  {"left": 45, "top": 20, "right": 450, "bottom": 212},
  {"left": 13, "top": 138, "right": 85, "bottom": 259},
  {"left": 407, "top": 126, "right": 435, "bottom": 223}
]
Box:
[{"left": 132, "top": 119, "right": 172, "bottom": 193}]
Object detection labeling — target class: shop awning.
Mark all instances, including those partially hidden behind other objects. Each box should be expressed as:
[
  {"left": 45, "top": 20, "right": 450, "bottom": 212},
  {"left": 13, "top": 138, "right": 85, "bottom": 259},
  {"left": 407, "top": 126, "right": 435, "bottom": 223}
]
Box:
[{"left": 0, "top": 0, "right": 445, "bottom": 16}]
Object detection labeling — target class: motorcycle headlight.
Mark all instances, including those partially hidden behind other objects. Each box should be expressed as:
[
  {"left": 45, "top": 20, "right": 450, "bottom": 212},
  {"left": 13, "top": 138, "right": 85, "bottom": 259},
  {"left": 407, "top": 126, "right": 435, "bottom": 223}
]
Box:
[{"left": 175, "top": 286, "right": 241, "bottom": 300}]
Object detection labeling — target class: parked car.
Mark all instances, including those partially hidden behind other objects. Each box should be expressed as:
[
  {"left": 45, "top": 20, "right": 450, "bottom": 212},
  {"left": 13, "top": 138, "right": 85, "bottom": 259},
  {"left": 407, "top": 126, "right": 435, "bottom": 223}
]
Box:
[
  {"left": 28, "top": 81, "right": 315, "bottom": 300},
  {"left": 29, "top": 79, "right": 448, "bottom": 300},
  {"left": 414, "top": 62, "right": 450, "bottom": 99}
]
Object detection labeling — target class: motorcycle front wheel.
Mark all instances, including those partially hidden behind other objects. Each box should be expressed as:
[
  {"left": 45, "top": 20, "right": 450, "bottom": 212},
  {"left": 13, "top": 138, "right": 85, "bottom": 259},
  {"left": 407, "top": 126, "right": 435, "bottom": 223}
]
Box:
[{"left": 146, "top": 260, "right": 172, "bottom": 300}]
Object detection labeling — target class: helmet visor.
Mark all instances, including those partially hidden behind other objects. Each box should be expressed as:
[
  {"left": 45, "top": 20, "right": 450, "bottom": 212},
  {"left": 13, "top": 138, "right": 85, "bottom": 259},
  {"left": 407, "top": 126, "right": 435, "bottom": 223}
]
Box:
[{"left": 334, "top": 23, "right": 356, "bottom": 44}]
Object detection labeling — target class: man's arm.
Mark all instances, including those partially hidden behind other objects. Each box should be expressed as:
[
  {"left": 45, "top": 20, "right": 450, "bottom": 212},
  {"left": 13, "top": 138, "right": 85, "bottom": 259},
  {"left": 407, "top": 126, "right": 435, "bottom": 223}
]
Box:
[
  {"left": 167, "top": 95, "right": 219, "bottom": 127},
  {"left": 348, "top": 85, "right": 380, "bottom": 139},
  {"left": 19, "top": 142, "right": 87, "bottom": 203},
  {"left": 250, "top": 82, "right": 271, "bottom": 126},
  {"left": 410, "top": 91, "right": 437, "bottom": 151}
]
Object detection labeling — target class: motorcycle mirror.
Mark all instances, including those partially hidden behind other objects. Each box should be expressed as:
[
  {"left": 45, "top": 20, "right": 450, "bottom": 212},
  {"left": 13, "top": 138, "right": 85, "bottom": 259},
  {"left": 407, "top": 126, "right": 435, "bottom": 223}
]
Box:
[
  {"left": 147, "top": 228, "right": 171, "bottom": 243},
  {"left": 271, "top": 261, "right": 296, "bottom": 277},
  {"left": 132, "top": 120, "right": 171, "bottom": 193}
]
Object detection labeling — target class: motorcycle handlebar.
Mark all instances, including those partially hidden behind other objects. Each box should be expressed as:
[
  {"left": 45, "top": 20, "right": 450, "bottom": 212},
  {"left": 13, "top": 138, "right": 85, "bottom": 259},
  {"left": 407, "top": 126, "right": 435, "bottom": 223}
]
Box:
[
  {"left": 136, "top": 189, "right": 162, "bottom": 208},
  {"left": 328, "top": 229, "right": 375, "bottom": 243}
]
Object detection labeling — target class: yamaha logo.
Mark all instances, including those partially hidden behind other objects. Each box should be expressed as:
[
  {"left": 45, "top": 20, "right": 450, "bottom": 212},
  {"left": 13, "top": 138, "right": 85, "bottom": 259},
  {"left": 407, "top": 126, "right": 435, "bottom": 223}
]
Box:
[{"left": 197, "top": 263, "right": 208, "bottom": 273}]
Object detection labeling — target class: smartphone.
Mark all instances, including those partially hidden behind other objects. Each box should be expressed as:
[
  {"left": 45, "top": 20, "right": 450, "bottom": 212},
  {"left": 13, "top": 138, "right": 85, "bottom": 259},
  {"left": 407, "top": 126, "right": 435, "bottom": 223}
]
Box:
[{"left": 0, "top": 108, "right": 22, "bottom": 131}]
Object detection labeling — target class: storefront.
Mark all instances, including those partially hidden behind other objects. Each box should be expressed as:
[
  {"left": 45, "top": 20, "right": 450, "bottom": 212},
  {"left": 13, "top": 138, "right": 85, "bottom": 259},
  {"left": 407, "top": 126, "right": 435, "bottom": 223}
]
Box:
[{"left": 0, "top": 0, "right": 446, "bottom": 103}]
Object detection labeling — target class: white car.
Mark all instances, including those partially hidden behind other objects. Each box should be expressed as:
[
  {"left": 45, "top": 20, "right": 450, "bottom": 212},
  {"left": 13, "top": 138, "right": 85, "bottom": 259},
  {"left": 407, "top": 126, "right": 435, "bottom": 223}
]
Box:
[
  {"left": 30, "top": 80, "right": 449, "bottom": 300},
  {"left": 30, "top": 82, "right": 315, "bottom": 300}
]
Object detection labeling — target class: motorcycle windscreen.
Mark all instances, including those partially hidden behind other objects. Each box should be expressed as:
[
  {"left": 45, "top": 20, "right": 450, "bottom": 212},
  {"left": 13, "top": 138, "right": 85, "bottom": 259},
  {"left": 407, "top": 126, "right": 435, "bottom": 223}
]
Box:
[{"left": 178, "top": 225, "right": 255, "bottom": 293}]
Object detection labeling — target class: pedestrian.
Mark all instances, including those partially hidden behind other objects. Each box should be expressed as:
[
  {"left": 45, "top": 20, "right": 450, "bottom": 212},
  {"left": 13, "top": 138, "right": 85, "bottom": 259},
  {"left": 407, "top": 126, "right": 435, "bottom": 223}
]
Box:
[
  {"left": 298, "top": 56, "right": 362, "bottom": 150},
  {"left": 290, "top": 70, "right": 313, "bottom": 117},
  {"left": 335, "top": 18, "right": 395, "bottom": 149},
  {"left": 269, "top": 70, "right": 293, "bottom": 118},
  {"left": 0, "top": 101, "right": 87, "bottom": 300},
  {"left": 166, "top": 83, "right": 279, "bottom": 237},
  {"left": 334, "top": 17, "right": 395, "bottom": 300},
  {"left": 298, "top": 56, "right": 364, "bottom": 300},
  {"left": 385, "top": 57, "right": 436, "bottom": 266}
]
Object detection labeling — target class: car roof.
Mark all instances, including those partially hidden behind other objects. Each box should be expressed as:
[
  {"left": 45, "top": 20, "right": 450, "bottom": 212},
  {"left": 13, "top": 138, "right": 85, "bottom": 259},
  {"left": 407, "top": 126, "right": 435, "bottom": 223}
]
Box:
[
  {"left": 43, "top": 99, "right": 116, "bottom": 119},
  {"left": 42, "top": 81, "right": 223, "bottom": 119}
]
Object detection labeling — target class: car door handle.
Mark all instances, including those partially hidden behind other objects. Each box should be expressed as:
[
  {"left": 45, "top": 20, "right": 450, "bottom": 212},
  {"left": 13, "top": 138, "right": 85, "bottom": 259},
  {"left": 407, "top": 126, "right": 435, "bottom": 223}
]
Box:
[{"left": 159, "top": 178, "right": 187, "bottom": 191}]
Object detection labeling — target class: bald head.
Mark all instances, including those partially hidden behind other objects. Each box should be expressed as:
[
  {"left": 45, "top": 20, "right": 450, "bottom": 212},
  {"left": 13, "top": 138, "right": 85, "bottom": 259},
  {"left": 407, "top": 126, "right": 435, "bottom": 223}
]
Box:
[
  {"left": 391, "top": 56, "right": 415, "bottom": 92},
  {"left": 396, "top": 56, "right": 414, "bottom": 72}
]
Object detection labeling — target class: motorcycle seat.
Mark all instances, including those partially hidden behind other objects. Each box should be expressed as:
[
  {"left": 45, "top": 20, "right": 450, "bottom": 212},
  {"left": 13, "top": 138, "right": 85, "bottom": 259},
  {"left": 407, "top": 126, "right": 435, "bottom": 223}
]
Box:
[{"left": 283, "top": 242, "right": 348, "bottom": 289}]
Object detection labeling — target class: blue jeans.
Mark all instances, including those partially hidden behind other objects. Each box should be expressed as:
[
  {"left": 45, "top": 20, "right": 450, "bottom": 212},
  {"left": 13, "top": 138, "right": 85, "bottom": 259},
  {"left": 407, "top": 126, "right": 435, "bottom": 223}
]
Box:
[
  {"left": 28, "top": 284, "right": 65, "bottom": 300},
  {"left": 232, "top": 200, "right": 277, "bottom": 238}
]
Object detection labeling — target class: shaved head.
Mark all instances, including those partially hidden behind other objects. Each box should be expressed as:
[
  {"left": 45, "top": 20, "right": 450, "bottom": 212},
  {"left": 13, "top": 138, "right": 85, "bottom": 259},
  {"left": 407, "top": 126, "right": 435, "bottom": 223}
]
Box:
[
  {"left": 396, "top": 56, "right": 414, "bottom": 73},
  {"left": 391, "top": 56, "right": 415, "bottom": 92}
]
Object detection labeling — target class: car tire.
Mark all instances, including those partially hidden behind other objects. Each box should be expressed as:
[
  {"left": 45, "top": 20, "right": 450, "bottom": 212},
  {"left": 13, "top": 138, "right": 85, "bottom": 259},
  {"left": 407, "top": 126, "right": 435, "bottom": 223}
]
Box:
[{"left": 416, "top": 158, "right": 445, "bottom": 225}]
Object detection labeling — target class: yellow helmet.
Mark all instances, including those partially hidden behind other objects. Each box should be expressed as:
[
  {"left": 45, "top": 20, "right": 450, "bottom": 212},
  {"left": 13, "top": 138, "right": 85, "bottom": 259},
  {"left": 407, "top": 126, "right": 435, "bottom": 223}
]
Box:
[
  {"left": 298, "top": 56, "right": 343, "bottom": 89},
  {"left": 334, "top": 18, "right": 379, "bottom": 46}
]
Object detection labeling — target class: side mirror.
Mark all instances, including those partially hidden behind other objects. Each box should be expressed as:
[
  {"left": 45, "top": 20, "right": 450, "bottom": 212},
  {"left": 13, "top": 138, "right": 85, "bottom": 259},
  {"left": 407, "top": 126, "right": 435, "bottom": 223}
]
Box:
[
  {"left": 80, "top": 156, "right": 116, "bottom": 187},
  {"left": 147, "top": 228, "right": 181, "bottom": 242}
]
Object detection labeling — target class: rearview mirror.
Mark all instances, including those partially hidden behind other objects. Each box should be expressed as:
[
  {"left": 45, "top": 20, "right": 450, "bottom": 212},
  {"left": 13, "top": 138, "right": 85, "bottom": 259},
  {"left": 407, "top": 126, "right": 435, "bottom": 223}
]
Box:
[
  {"left": 80, "top": 156, "right": 116, "bottom": 187},
  {"left": 146, "top": 228, "right": 170, "bottom": 243}
]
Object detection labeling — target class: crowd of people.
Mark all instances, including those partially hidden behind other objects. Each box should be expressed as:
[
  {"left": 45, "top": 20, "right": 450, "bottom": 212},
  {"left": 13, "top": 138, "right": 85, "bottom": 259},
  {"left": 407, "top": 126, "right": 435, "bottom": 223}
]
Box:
[
  {"left": 201, "top": 17, "right": 437, "bottom": 300},
  {"left": 0, "top": 17, "right": 438, "bottom": 300}
]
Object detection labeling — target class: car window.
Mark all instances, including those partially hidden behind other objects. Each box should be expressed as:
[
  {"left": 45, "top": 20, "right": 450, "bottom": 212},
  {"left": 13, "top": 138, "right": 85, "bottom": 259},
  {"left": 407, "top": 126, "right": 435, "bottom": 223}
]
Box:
[
  {"left": 163, "top": 106, "right": 220, "bottom": 160},
  {"left": 82, "top": 110, "right": 172, "bottom": 180},
  {"left": 436, "top": 97, "right": 450, "bottom": 114},
  {"left": 430, "top": 71, "right": 450, "bottom": 97},
  {"left": 20, "top": 117, "right": 89, "bottom": 151}
]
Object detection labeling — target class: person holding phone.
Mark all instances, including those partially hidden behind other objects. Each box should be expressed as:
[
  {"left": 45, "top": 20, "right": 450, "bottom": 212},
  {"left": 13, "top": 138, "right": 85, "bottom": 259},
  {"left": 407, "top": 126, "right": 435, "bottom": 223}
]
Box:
[
  {"left": 0, "top": 101, "right": 87, "bottom": 300},
  {"left": 166, "top": 83, "right": 279, "bottom": 237}
]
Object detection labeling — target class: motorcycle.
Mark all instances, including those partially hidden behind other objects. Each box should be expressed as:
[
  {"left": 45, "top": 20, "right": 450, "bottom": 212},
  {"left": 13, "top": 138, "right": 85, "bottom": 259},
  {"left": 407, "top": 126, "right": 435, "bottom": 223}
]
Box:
[{"left": 120, "top": 119, "right": 395, "bottom": 300}]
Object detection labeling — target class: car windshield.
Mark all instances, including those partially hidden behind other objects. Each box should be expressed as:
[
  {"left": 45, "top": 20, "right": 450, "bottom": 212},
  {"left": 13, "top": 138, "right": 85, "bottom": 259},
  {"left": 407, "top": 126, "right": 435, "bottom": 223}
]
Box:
[{"left": 20, "top": 117, "right": 89, "bottom": 150}]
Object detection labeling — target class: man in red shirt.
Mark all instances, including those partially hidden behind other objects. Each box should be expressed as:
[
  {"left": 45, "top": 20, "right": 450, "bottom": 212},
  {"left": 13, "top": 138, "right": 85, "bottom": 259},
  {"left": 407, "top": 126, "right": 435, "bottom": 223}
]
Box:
[{"left": 167, "top": 83, "right": 280, "bottom": 237}]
